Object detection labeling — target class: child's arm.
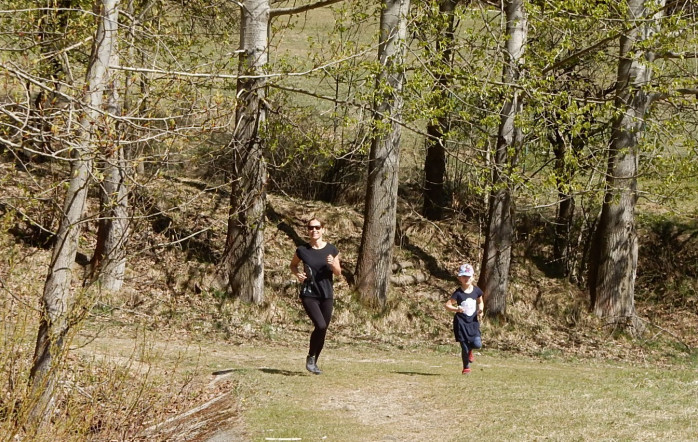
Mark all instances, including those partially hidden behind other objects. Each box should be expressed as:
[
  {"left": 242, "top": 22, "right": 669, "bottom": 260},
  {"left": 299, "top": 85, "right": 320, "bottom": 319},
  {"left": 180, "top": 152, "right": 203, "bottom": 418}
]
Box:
[{"left": 445, "top": 298, "right": 462, "bottom": 313}]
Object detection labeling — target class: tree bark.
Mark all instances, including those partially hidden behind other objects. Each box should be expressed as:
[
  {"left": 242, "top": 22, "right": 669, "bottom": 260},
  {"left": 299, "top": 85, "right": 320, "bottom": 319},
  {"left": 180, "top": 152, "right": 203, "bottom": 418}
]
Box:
[
  {"left": 479, "top": 0, "right": 527, "bottom": 318},
  {"left": 589, "top": 0, "right": 664, "bottom": 331},
  {"left": 422, "top": 0, "right": 459, "bottom": 221},
  {"left": 92, "top": 11, "right": 128, "bottom": 292},
  {"left": 355, "top": 0, "right": 411, "bottom": 307},
  {"left": 28, "top": 0, "right": 118, "bottom": 427},
  {"left": 551, "top": 130, "right": 575, "bottom": 276},
  {"left": 220, "top": 0, "right": 269, "bottom": 304}
]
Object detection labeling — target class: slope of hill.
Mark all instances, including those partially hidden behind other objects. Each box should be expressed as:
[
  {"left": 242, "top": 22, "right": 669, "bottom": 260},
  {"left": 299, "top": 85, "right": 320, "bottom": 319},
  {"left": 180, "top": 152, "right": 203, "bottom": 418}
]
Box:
[{"left": 1, "top": 158, "right": 697, "bottom": 439}]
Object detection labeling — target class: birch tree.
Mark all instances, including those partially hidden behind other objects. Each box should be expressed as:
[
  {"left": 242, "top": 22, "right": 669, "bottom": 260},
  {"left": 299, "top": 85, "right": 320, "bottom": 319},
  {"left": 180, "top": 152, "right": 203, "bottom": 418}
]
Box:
[
  {"left": 220, "top": 0, "right": 347, "bottom": 303},
  {"left": 588, "top": 0, "right": 666, "bottom": 331},
  {"left": 219, "top": 0, "right": 270, "bottom": 304},
  {"left": 479, "top": 0, "right": 527, "bottom": 317},
  {"left": 355, "top": 0, "right": 411, "bottom": 307},
  {"left": 28, "top": 0, "right": 118, "bottom": 426},
  {"left": 90, "top": 6, "right": 128, "bottom": 292}
]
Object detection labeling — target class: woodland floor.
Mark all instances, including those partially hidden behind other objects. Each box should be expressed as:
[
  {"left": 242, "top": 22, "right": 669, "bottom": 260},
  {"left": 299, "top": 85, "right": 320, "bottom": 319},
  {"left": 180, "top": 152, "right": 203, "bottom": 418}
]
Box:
[
  {"left": 2, "top": 160, "right": 698, "bottom": 440},
  {"left": 78, "top": 331, "right": 698, "bottom": 441}
]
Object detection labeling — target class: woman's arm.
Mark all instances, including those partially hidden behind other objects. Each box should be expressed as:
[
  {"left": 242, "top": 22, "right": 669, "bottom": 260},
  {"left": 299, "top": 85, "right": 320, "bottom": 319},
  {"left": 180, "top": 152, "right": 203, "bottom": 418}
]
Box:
[
  {"left": 327, "top": 252, "right": 342, "bottom": 276},
  {"left": 290, "top": 253, "right": 306, "bottom": 282}
]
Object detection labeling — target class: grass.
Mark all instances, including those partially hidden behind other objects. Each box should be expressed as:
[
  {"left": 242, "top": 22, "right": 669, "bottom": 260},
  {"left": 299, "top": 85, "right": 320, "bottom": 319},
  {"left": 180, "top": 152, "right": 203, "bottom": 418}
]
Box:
[
  {"left": 142, "top": 338, "right": 697, "bottom": 441},
  {"left": 5, "top": 310, "right": 696, "bottom": 440},
  {"left": 2, "top": 167, "right": 697, "bottom": 439},
  {"left": 2, "top": 2, "right": 698, "bottom": 440}
]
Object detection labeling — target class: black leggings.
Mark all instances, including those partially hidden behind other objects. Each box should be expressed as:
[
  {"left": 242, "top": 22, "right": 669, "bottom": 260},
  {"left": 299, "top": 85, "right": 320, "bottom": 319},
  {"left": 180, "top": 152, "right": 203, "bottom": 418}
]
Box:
[{"left": 301, "top": 296, "right": 334, "bottom": 360}]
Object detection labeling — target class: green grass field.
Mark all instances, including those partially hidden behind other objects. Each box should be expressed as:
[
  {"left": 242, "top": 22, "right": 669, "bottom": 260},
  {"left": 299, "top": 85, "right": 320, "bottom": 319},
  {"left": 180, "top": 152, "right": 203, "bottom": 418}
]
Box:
[
  {"left": 75, "top": 331, "right": 698, "bottom": 441},
  {"left": 214, "top": 346, "right": 698, "bottom": 441}
]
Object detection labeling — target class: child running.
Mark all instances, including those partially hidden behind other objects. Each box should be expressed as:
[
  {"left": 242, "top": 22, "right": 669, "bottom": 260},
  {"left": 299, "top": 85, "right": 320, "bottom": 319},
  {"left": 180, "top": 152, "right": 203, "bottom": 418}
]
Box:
[{"left": 444, "top": 263, "right": 484, "bottom": 374}]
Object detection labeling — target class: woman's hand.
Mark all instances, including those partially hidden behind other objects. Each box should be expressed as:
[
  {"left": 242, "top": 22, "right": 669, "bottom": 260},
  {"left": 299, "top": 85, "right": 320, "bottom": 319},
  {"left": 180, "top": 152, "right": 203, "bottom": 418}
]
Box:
[
  {"left": 327, "top": 254, "right": 342, "bottom": 276},
  {"left": 290, "top": 253, "right": 307, "bottom": 283}
]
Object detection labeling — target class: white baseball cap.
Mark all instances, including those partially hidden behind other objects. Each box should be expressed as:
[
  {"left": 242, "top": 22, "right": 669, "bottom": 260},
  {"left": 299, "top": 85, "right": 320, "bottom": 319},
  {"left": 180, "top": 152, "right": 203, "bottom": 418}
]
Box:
[{"left": 457, "top": 264, "right": 474, "bottom": 277}]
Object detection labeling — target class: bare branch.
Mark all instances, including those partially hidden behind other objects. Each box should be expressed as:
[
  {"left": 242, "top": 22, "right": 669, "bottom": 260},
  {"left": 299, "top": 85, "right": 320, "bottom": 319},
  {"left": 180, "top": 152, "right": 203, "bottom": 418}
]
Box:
[
  {"left": 542, "top": 33, "right": 619, "bottom": 75},
  {"left": 111, "top": 47, "right": 372, "bottom": 80},
  {"left": 655, "top": 51, "right": 698, "bottom": 59},
  {"left": 542, "top": 0, "right": 693, "bottom": 74},
  {"left": 649, "top": 88, "right": 698, "bottom": 106},
  {"left": 270, "top": 0, "right": 346, "bottom": 19}
]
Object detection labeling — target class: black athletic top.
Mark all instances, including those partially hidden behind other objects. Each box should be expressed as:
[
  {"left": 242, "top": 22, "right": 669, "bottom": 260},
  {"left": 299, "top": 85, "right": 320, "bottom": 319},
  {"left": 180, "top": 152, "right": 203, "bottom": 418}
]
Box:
[
  {"left": 295, "top": 243, "right": 339, "bottom": 299},
  {"left": 450, "top": 286, "right": 483, "bottom": 342}
]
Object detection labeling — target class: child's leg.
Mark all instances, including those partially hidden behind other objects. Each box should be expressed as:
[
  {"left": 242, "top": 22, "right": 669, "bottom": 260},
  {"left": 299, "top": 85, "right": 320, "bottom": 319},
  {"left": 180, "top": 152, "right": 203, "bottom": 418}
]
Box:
[
  {"left": 466, "top": 336, "right": 482, "bottom": 364},
  {"left": 470, "top": 336, "right": 482, "bottom": 350},
  {"left": 459, "top": 341, "right": 470, "bottom": 369}
]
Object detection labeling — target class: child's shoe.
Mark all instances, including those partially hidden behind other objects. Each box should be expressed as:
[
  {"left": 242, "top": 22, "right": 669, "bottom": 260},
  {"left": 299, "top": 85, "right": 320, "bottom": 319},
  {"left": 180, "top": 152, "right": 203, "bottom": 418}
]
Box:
[
  {"left": 468, "top": 350, "right": 475, "bottom": 363},
  {"left": 462, "top": 367, "right": 471, "bottom": 374}
]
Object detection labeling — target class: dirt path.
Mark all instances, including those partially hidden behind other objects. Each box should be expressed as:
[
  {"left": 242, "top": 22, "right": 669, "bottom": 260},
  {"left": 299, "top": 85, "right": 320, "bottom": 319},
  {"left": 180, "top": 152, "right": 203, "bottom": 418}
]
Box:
[
  {"left": 81, "top": 334, "right": 698, "bottom": 441},
  {"left": 200, "top": 343, "right": 481, "bottom": 442},
  {"left": 82, "top": 334, "right": 478, "bottom": 441}
]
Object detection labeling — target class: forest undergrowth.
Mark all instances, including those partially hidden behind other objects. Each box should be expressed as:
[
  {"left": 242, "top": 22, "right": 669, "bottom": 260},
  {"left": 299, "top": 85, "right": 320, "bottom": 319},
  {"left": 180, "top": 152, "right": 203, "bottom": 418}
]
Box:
[{"left": 1, "top": 159, "right": 697, "bottom": 439}]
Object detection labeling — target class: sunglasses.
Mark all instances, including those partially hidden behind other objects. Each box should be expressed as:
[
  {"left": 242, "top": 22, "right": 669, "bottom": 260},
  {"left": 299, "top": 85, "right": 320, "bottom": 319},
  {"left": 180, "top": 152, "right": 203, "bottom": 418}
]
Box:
[{"left": 307, "top": 225, "right": 322, "bottom": 231}]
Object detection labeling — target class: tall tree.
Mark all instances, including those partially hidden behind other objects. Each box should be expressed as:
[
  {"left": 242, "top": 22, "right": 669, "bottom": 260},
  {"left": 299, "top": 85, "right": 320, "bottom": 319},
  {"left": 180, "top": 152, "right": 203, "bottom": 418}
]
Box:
[
  {"left": 479, "top": 0, "right": 527, "bottom": 317},
  {"left": 220, "top": 0, "right": 270, "bottom": 304},
  {"left": 550, "top": 120, "right": 583, "bottom": 276},
  {"left": 91, "top": 5, "right": 128, "bottom": 291},
  {"left": 588, "top": 0, "right": 666, "bottom": 330},
  {"left": 89, "top": 0, "right": 158, "bottom": 289},
  {"left": 355, "top": 0, "right": 411, "bottom": 307},
  {"left": 28, "top": 0, "right": 118, "bottom": 427},
  {"left": 220, "top": 0, "right": 347, "bottom": 303},
  {"left": 422, "top": 0, "right": 461, "bottom": 221}
]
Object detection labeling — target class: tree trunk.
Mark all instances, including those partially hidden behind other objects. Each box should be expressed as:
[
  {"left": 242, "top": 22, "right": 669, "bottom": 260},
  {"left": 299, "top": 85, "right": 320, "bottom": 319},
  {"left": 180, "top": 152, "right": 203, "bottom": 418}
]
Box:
[
  {"left": 589, "top": 0, "right": 664, "bottom": 331},
  {"left": 552, "top": 132, "right": 575, "bottom": 276},
  {"left": 220, "top": 0, "right": 269, "bottom": 304},
  {"left": 479, "top": 0, "right": 527, "bottom": 318},
  {"left": 554, "top": 192, "right": 575, "bottom": 273},
  {"left": 355, "top": 0, "right": 411, "bottom": 307},
  {"left": 422, "top": 0, "right": 459, "bottom": 221},
  {"left": 92, "top": 12, "right": 128, "bottom": 292},
  {"left": 28, "top": 0, "right": 117, "bottom": 427}
]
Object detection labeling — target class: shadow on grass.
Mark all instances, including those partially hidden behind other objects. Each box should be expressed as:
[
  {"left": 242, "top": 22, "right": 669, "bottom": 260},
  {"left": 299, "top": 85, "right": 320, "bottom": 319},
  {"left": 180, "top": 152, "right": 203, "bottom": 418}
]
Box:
[
  {"left": 212, "top": 368, "right": 304, "bottom": 377},
  {"left": 393, "top": 371, "right": 439, "bottom": 376},
  {"left": 259, "top": 368, "right": 305, "bottom": 376},
  {"left": 212, "top": 369, "right": 240, "bottom": 376},
  {"left": 528, "top": 253, "right": 564, "bottom": 279}
]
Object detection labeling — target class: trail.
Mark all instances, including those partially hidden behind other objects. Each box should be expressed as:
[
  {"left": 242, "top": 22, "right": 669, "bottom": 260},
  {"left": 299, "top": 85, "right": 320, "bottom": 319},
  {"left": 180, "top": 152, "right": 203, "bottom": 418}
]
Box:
[
  {"left": 82, "top": 335, "right": 698, "bottom": 441},
  {"left": 202, "top": 344, "right": 472, "bottom": 442}
]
